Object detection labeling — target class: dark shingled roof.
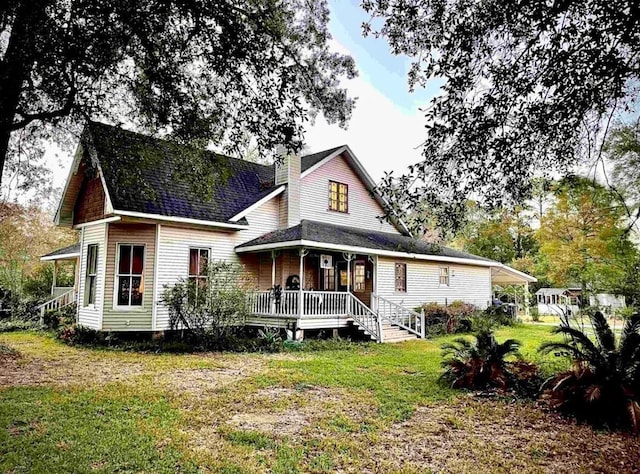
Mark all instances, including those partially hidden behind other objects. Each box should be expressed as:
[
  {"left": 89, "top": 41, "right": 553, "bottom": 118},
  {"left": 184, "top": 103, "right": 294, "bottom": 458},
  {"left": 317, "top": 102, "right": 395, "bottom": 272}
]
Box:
[
  {"left": 85, "top": 123, "right": 348, "bottom": 224},
  {"left": 236, "top": 220, "right": 497, "bottom": 263},
  {"left": 41, "top": 243, "right": 80, "bottom": 259},
  {"left": 88, "top": 122, "right": 278, "bottom": 224}
]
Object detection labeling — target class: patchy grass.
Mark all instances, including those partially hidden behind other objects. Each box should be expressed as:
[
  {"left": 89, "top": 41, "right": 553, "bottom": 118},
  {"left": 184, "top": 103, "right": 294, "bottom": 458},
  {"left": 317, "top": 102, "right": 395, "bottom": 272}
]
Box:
[
  {"left": 0, "top": 325, "right": 637, "bottom": 473},
  {"left": 0, "top": 387, "right": 197, "bottom": 473}
]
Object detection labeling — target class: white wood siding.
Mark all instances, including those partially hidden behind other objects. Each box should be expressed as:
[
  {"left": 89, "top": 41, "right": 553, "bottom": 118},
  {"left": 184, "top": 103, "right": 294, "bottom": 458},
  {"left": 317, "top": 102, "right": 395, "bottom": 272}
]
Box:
[
  {"left": 376, "top": 257, "right": 492, "bottom": 310},
  {"left": 77, "top": 223, "right": 107, "bottom": 329},
  {"left": 300, "top": 153, "right": 400, "bottom": 233},
  {"left": 154, "top": 199, "right": 280, "bottom": 330}
]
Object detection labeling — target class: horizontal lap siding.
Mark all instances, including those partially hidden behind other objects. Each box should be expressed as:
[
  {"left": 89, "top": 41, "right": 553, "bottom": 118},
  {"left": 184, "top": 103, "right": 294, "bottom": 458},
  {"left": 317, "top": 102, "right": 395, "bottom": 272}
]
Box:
[
  {"left": 102, "top": 224, "right": 156, "bottom": 331},
  {"left": 78, "top": 224, "right": 107, "bottom": 329},
  {"left": 300, "top": 154, "right": 400, "bottom": 234},
  {"left": 155, "top": 199, "right": 280, "bottom": 330},
  {"left": 376, "top": 257, "right": 492, "bottom": 310}
]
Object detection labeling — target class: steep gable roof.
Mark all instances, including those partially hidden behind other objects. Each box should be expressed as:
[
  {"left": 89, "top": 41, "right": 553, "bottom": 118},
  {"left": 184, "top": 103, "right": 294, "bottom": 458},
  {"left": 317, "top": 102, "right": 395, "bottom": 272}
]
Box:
[
  {"left": 83, "top": 122, "right": 278, "bottom": 225},
  {"left": 58, "top": 123, "right": 404, "bottom": 230}
]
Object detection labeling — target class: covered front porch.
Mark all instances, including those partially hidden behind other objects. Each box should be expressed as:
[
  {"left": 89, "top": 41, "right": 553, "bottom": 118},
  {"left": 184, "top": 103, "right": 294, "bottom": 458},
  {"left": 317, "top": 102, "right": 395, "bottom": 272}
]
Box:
[
  {"left": 38, "top": 243, "right": 80, "bottom": 317},
  {"left": 239, "top": 247, "right": 385, "bottom": 339}
]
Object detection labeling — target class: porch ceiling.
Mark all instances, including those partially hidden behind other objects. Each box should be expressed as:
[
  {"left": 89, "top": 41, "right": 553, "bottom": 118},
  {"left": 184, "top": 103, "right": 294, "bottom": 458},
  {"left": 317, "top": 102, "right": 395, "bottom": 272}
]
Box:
[{"left": 491, "top": 266, "right": 537, "bottom": 285}]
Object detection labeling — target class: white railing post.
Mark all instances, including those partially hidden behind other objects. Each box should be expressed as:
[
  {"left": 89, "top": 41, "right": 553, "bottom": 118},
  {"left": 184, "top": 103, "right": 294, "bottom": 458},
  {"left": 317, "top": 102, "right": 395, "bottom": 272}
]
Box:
[{"left": 420, "top": 309, "right": 426, "bottom": 338}]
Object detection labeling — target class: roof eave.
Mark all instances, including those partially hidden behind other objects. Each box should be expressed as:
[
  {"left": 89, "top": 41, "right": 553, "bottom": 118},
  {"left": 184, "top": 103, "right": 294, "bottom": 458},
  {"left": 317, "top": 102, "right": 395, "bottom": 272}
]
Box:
[
  {"left": 228, "top": 185, "right": 285, "bottom": 222},
  {"left": 113, "top": 210, "right": 249, "bottom": 230},
  {"left": 236, "top": 238, "right": 503, "bottom": 268}
]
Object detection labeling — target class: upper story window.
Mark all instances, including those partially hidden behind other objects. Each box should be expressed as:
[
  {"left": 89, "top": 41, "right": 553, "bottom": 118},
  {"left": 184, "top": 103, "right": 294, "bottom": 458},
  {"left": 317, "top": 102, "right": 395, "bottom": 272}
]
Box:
[
  {"left": 116, "top": 244, "right": 144, "bottom": 306},
  {"left": 439, "top": 267, "right": 450, "bottom": 286},
  {"left": 85, "top": 244, "right": 98, "bottom": 306},
  {"left": 328, "top": 180, "right": 348, "bottom": 213},
  {"left": 395, "top": 263, "right": 406, "bottom": 293}
]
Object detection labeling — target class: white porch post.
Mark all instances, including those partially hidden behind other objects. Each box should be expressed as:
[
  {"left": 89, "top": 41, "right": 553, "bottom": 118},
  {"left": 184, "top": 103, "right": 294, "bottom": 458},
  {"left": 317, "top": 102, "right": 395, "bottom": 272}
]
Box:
[
  {"left": 270, "top": 251, "right": 277, "bottom": 314},
  {"left": 298, "top": 248, "right": 308, "bottom": 317},
  {"left": 297, "top": 248, "right": 307, "bottom": 341},
  {"left": 51, "top": 260, "right": 58, "bottom": 296},
  {"left": 524, "top": 281, "right": 530, "bottom": 319},
  {"left": 271, "top": 251, "right": 276, "bottom": 288}
]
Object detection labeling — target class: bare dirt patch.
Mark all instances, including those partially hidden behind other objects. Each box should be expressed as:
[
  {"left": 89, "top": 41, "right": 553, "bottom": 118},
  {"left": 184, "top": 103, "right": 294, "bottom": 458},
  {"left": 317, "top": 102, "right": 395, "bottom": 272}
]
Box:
[
  {"left": 371, "top": 396, "right": 640, "bottom": 473},
  {"left": 0, "top": 355, "right": 146, "bottom": 387},
  {"left": 156, "top": 359, "right": 266, "bottom": 397}
]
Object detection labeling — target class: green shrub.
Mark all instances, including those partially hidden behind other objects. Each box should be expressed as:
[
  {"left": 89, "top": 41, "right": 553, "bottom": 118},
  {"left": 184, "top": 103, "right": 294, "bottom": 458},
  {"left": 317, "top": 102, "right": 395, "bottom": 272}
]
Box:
[
  {"left": 530, "top": 307, "right": 540, "bottom": 322},
  {"left": 539, "top": 311, "right": 640, "bottom": 433},
  {"left": 0, "top": 318, "right": 39, "bottom": 332},
  {"left": 57, "top": 324, "right": 106, "bottom": 346},
  {"left": 417, "top": 301, "right": 478, "bottom": 336},
  {"left": 42, "top": 309, "right": 60, "bottom": 329},
  {"left": 162, "top": 261, "right": 251, "bottom": 349},
  {"left": 483, "top": 304, "right": 517, "bottom": 326}
]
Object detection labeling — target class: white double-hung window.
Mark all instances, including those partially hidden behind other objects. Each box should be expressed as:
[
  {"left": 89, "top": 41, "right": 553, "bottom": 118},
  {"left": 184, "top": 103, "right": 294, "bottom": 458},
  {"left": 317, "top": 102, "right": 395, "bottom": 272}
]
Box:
[{"left": 116, "top": 244, "right": 145, "bottom": 307}]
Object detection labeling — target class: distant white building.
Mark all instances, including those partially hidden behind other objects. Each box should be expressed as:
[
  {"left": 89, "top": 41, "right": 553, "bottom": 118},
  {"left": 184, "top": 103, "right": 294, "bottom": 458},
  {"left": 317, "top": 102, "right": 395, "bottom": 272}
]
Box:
[{"left": 536, "top": 287, "right": 625, "bottom": 316}]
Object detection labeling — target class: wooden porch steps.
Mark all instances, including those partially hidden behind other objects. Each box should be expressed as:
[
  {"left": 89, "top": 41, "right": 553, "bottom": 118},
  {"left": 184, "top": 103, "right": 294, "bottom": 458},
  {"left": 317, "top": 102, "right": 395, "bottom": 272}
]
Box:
[
  {"left": 380, "top": 323, "right": 419, "bottom": 343},
  {"left": 351, "top": 320, "right": 419, "bottom": 343}
]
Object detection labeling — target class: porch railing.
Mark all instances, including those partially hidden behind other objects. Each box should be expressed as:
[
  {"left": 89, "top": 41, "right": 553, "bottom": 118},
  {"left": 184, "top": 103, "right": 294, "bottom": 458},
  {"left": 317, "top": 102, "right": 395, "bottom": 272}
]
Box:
[
  {"left": 372, "top": 294, "right": 425, "bottom": 338},
  {"left": 350, "top": 294, "right": 381, "bottom": 342},
  {"left": 249, "top": 290, "right": 349, "bottom": 318},
  {"left": 38, "top": 288, "right": 76, "bottom": 318}
]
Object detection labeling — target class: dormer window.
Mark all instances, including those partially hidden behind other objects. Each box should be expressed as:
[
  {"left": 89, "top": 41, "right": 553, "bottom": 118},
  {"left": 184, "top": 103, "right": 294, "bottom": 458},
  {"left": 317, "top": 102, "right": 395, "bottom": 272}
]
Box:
[{"left": 329, "top": 181, "right": 348, "bottom": 213}]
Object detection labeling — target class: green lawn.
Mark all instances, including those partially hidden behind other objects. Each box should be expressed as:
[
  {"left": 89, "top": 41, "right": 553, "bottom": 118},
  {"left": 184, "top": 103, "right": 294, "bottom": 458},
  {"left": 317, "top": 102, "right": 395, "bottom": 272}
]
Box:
[{"left": 0, "top": 325, "right": 634, "bottom": 473}]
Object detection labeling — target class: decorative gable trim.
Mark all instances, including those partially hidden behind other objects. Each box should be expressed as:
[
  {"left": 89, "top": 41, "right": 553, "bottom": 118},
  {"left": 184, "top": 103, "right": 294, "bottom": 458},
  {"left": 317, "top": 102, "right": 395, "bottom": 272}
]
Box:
[
  {"left": 55, "top": 129, "right": 115, "bottom": 227},
  {"left": 229, "top": 185, "right": 285, "bottom": 222}
]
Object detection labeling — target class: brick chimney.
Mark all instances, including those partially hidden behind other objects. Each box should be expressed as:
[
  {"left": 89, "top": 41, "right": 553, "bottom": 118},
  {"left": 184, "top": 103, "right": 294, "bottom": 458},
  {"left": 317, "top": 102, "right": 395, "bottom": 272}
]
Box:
[{"left": 275, "top": 154, "right": 301, "bottom": 228}]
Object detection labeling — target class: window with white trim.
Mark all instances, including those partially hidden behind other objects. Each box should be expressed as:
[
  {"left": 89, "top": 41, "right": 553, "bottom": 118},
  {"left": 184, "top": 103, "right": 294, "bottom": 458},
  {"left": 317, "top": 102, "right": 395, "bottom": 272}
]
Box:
[
  {"left": 439, "top": 267, "right": 450, "bottom": 286},
  {"left": 189, "top": 247, "right": 210, "bottom": 293},
  {"left": 323, "top": 267, "right": 335, "bottom": 291},
  {"left": 328, "top": 180, "right": 348, "bottom": 213},
  {"left": 116, "top": 244, "right": 144, "bottom": 306},
  {"left": 85, "top": 244, "right": 98, "bottom": 306}
]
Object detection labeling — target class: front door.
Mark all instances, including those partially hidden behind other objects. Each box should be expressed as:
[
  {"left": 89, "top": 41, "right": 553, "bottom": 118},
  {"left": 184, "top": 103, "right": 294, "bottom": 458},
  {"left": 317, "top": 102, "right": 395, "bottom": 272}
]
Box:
[
  {"left": 352, "top": 259, "right": 371, "bottom": 307},
  {"left": 335, "top": 259, "right": 371, "bottom": 307},
  {"left": 337, "top": 261, "right": 349, "bottom": 292}
]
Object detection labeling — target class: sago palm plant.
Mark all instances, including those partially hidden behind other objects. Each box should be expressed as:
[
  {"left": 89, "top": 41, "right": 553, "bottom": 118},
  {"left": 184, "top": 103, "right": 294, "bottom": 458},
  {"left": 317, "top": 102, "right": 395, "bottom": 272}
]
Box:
[
  {"left": 539, "top": 311, "right": 640, "bottom": 432},
  {"left": 440, "top": 329, "right": 522, "bottom": 390}
]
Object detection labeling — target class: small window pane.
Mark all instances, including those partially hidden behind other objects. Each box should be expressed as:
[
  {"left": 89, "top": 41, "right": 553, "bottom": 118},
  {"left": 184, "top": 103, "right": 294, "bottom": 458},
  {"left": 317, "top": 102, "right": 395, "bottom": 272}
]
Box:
[
  {"left": 130, "top": 276, "right": 143, "bottom": 306},
  {"left": 118, "top": 276, "right": 130, "bottom": 306},
  {"left": 132, "top": 246, "right": 144, "bottom": 274},
  {"left": 119, "top": 245, "right": 131, "bottom": 273},
  {"left": 189, "top": 249, "right": 198, "bottom": 275},
  {"left": 199, "top": 249, "right": 208, "bottom": 275}
]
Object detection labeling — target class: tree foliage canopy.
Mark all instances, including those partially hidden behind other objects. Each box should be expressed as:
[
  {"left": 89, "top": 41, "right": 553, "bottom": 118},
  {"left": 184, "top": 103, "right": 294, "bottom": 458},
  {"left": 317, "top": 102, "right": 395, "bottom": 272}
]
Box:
[
  {"left": 535, "top": 177, "right": 634, "bottom": 295},
  {"left": 365, "top": 0, "right": 640, "bottom": 231},
  {"left": 0, "top": 0, "right": 356, "bottom": 185}
]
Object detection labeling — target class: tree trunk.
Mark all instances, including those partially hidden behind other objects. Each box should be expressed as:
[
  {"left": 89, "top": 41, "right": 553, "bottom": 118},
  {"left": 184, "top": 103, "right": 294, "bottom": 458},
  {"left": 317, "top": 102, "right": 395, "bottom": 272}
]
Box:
[{"left": 0, "top": 1, "right": 48, "bottom": 186}]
